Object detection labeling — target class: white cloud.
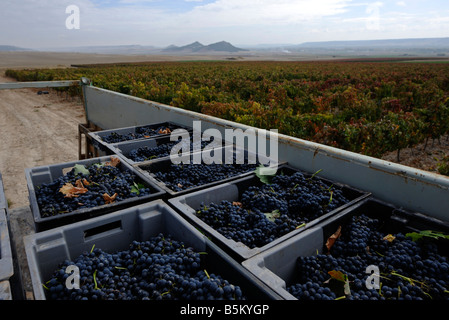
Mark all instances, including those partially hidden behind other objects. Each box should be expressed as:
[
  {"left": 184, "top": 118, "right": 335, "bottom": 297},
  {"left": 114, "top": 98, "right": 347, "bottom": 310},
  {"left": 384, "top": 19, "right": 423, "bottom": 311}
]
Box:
[
  {"left": 184, "top": 0, "right": 353, "bottom": 27},
  {"left": 1, "top": 0, "right": 449, "bottom": 48}
]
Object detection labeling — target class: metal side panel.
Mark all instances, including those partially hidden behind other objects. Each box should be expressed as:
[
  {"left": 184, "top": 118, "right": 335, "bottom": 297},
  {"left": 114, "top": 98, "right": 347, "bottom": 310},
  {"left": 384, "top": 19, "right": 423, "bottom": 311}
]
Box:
[
  {"left": 82, "top": 85, "right": 449, "bottom": 221},
  {"left": 277, "top": 138, "right": 449, "bottom": 221},
  {"left": 0, "top": 80, "right": 80, "bottom": 90},
  {"left": 83, "top": 86, "right": 237, "bottom": 133}
]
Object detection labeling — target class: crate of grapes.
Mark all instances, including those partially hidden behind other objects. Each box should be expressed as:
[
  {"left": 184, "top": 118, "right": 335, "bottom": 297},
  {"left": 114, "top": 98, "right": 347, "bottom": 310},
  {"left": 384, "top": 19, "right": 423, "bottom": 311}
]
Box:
[
  {"left": 88, "top": 121, "right": 193, "bottom": 156},
  {"left": 136, "top": 146, "right": 279, "bottom": 198},
  {"left": 241, "top": 198, "right": 449, "bottom": 300},
  {"left": 109, "top": 131, "right": 220, "bottom": 166},
  {"left": 169, "top": 164, "right": 370, "bottom": 261},
  {"left": 25, "top": 156, "right": 166, "bottom": 232},
  {"left": 24, "top": 199, "right": 282, "bottom": 301},
  {"left": 0, "top": 209, "right": 14, "bottom": 282},
  {"left": 0, "top": 172, "right": 7, "bottom": 210}
]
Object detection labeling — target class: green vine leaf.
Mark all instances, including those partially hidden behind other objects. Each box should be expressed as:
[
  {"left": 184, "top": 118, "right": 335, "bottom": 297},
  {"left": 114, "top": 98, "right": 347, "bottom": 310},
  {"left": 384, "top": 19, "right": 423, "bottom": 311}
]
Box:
[
  {"left": 255, "top": 164, "right": 277, "bottom": 184},
  {"left": 264, "top": 209, "right": 280, "bottom": 222},
  {"left": 73, "top": 164, "right": 90, "bottom": 176},
  {"left": 328, "top": 270, "right": 351, "bottom": 296},
  {"left": 130, "top": 182, "right": 145, "bottom": 194},
  {"left": 406, "top": 230, "right": 449, "bottom": 242}
]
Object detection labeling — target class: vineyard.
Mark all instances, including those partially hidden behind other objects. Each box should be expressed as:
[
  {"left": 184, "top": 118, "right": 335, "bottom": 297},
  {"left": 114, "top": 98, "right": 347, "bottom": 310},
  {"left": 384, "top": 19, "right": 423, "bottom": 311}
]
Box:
[{"left": 6, "top": 60, "right": 449, "bottom": 171}]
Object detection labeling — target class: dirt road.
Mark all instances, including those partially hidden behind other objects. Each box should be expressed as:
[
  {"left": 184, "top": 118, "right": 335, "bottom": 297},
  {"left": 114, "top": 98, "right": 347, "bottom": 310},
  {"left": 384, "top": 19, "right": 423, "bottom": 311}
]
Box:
[
  {"left": 0, "top": 68, "right": 86, "bottom": 299},
  {"left": 0, "top": 70, "right": 85, "bottom": 209}
]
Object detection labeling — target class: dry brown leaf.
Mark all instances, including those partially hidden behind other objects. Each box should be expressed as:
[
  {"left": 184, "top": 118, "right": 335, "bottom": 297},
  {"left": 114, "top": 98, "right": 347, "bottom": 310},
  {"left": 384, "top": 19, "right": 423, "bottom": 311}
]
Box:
[
  {"left": 326, "top": 225, "right": 342, "bottom": 252},
  {"left": 82, "top": 178, "right": 90, "bottom": 186},
  {"left": 103, "top": 193, "right": 118, "bottom": 204},
  {"left": 383, "top": 234, "right": 396, "bottom": 242},
  {"left": 158, "top": 128, "right": 171, "bottom": 134},
  {"left": 232, "top": 201, "right": 243, "bottom": 207},
  {"left": 59, "top": 182, "right": 88, "bottom": 198},
  {"left": 177, "top": 183, "right": 183, "bottom": 188},
  {"left": 366, "top": 245, "right": 371, "bottom": 255},
  {"left": 105, "top": 156, "right": 120, "bottom": 167},
  {"left": 75, "top": 179, "right": 84, "bottom": 188},
  {"left": 59, "top": 183, "right": 75, "bottom": 196}
]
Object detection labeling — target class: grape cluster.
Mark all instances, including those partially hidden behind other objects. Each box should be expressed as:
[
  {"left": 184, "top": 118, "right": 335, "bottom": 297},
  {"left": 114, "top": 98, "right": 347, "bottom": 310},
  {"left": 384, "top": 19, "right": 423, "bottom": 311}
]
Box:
[
  {"left": 195, "top": 172, "right": 349, "bottom": 249},
  {"left": 127, "top": 138, "right": 210, "bottom": 163},
  {"left": 44, "top": 233, "right": 245, "bottom": 300},
  {"left": 101, "top": 125, "right": 177, "bottom": 143},
  {"left": 287, "top": 214, "right": 449, "bottom": 300},
  {"left": 151, "top": 160, "right": 258, "bottom": 192},
  {"left": 36, "top": 163, "right": 152, "bottom": 217}
]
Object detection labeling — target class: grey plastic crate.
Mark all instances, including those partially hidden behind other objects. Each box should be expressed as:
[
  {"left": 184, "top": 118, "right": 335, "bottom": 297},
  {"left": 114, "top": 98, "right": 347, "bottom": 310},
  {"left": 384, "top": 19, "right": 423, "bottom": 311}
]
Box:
[
  {"left": 241, "top": 198, "right": 449, "bottom": 300},
  {"left": 0, "top": 172, "right": 7, "bottom": 210},
  {"left": 24, "top": 199, "right": 282, "bottom": 300},
  {"left": 137, "top": 145, "right": 280, "bottom": 197},
  {"left": 169, "top": 164, "right": 370, "bottom": 261},
  {"left": 25, "top": 156, "right": 166, "bottom": 232},
  {"left": 110, "top": 131, "right": 220, "bottom": 166},
  {"left": 0, "top": 209, "right": 13, "bottom": 282},
  {"left": 89, "top": 121, "right": 193, "bottom": 155}
]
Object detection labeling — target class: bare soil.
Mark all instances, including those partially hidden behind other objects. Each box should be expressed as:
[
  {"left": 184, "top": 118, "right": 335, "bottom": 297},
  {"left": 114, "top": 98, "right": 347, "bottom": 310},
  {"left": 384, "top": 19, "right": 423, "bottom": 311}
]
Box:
[
  {"left": 0, "top": 70, "right": 85, "bottom": 209},
  {"left": 381, "top": 135, "right": 449, "bottom": 174},
  {"left": 0, "top": 65, "right": 86, "bottom": 299}
]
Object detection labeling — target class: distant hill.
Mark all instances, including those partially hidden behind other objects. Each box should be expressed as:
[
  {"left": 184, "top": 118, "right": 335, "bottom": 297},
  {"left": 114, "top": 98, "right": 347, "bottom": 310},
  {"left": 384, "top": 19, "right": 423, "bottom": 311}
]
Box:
[
  {"left": 0, "top": 45, "right": 32, "bottom": 51},
  {"left": 205, "top": 41, "right": 247, "bottom": 52},
  {"left": 271, "top": 37, "right": 449, "bottom": 56},
  {"left": 163, "top": 41, "right": 247, "bottom": 53},
  {"left": 39, "top": 45, "right": 158, "bottom": 54}
]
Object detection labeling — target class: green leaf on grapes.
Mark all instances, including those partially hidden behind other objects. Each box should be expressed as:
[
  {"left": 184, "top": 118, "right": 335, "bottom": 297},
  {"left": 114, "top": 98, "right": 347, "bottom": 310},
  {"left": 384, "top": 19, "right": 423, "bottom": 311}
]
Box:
[
  {"left": 255, "top": 164, "right": 277, "bottom": 184},
  {"left": 406, "top": 230, "right": 449, "bottom": 242},
  {"left": 328, "top": 270, "right": 351, "bottom": 296},
  {"left": 73, "top": 164, "right": 90, "bottom": 176},
  {"left": 131, "top": 182, "right": 145, "bottom": 194},
  {"left": 328, "top": 270, "right": 347, "bottom": 283},
  {"left": 264, "top": 209, "right": 280, "bottom": 222}
]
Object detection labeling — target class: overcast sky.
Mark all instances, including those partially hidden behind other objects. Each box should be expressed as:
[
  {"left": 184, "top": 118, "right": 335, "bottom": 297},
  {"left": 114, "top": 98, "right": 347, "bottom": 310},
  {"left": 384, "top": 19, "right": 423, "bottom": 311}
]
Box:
[{"left": 1, "top": 0, "right": 448, "bottom": 49}]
